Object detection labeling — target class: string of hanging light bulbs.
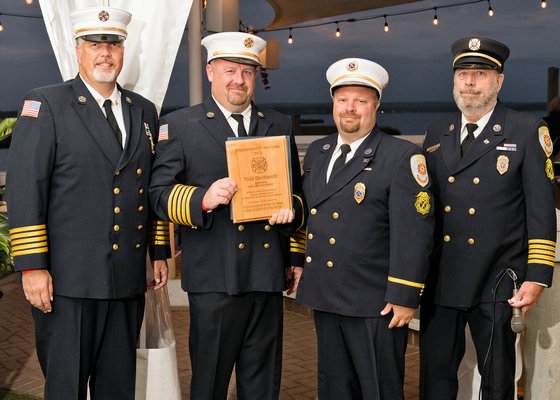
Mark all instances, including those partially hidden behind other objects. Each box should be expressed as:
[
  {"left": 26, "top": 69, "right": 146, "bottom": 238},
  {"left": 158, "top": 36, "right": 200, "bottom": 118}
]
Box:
[{"left": 248, "top": 0, "right": 550, "bottom": 44}]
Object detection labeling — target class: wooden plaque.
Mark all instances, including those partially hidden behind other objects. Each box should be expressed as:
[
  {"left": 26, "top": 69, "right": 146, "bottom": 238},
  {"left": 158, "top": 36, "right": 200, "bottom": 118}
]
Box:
[{"left": 226, "top": 135, "right": 292, "bottom": 223}]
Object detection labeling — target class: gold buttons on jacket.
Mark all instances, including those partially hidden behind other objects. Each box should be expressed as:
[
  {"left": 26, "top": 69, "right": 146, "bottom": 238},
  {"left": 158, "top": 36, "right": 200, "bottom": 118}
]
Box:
[
  {"left": 448, "top": 176, "right": 455, "bottom": 183},
  {"left": 114, "top": 207, "right": 121, "bottom": 214},
  {"left": 468, "top": 238, "right": 475, "bottom": 245},
  {"left": 332, "top": 212, "right": 339, "bottom": 219},
  {"left": 136, "top": 168, "right": 143, "bottom": 175},
  {"left": 138, "top": 205, "right": 144, "bottom": 212},
  {"left": 443, "top": 235, "right": 451, "bottom": 242},
  {"left": 113, "top": 225, "right": 120, "bottom": 232},
  {"left": 468, "top": 208, "right": 476, "bottom": 215},
  {"left": 115, "top": 170, "right": 120, "bottom": 176},
  {"left": 137, "top": 224, "right": 144, "bottom": 230},
  {"left": 306, "top": 256, "right": 312, "bottom": 263},
  {"left": 264, "top": 225, "right": 271, "bottom": 231},
  {"left": 310, "top": 208, "right": 317, "bottom": 215},
  {"left": 444, "top": 205, "right": 451, "bottom": 212},
  {"left": 263, "top": 243, "right": 270, "bottom": 249},
  {"left": 139, "top": 188, "right": 144, "bottom": 194},
  {"left": 238, "top": 225, "right": 245, "bottom": 232},
  {"left": 113, "top": 187, "right": 121, "bottom": 195},
  {"left": 326, "top": 261, "right": 334, "bottom": 268},
  {"left": 113, "top": 244, "right": 119, "bottom": 251},
  {"left": 238, "top": 243, "right": 245, "bottom": 250},
  {"left": 329, "top": 238, "right": 336, "bottom": 245},
  {"left": 473, "top": 177, "right": 480, "bottom": 184},
  {"left": 308, "top": 233, "right": 313, "bottom": 240}
]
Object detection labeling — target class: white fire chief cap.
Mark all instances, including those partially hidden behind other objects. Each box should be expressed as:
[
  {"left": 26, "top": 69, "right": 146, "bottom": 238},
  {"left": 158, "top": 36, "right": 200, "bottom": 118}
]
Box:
[{"left": 326, "top": 58, "right": 389, "bottom": 99}]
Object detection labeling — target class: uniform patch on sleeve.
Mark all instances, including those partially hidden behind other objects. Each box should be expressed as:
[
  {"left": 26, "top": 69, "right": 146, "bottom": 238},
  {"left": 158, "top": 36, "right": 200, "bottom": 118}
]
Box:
[
  {"left": 410, "top": 154, "right": 429, "bottom": 187},
  {"left": 21, "top": 100, "right": 41, "bottom": 118},
  {"left": 415, "top": 191, "right": 431, "bottom": 215},
  {"left": 158, "top": 124, "right": 169, "bottom": 141},
  {"left": 539, "top": 126, "right": 553, "bottom": 157},
  {"left": 546, "top": 158, "right": 555, "bottom": 180}
]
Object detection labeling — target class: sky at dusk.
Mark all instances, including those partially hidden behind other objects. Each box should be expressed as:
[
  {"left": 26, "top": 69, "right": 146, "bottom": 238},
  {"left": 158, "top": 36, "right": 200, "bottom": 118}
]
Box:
[{"left": 0, "top": 0, "right": 559, "bottom": 112}]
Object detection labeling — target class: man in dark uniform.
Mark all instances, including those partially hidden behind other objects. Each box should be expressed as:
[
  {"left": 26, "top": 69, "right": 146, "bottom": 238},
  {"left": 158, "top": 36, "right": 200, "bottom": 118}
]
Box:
[
  {"left": 293, "top": 58, "right": 434, "bottom": 400},
  {"left": 6, "top": 6, "right": 169, "bottom": 400},
  {"left": 149, "top": 32, "right": 305, "bottom": 399},
  {"left": 420, "top": 37, "right": 556, "bottom": 400}
]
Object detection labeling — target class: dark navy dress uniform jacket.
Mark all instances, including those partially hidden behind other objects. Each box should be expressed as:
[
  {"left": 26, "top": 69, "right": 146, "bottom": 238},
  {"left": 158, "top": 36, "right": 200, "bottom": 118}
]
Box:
[
  {"left": 149, "top": 99, "right": 305, "bottom": 295},
  {"left": 423, "top": 101, "right": 556, "bottom": 308},
  {"left": 296, "top": 128, "right": 435, "bottom": 317},
  {"left": 7, "top": 75, "right": 169, "bottom": 300}
]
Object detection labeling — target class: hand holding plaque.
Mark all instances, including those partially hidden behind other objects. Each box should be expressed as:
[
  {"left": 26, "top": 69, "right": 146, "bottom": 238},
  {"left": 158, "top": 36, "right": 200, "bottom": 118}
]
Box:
[{"left": 225, "top": 136, "right": 292, "bottom": 223}]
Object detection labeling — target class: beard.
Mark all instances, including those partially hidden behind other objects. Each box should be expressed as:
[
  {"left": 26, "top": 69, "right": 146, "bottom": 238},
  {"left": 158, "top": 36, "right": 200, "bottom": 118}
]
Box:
[
  {"left": 91, "top": 57, "right": 117, "bottom": 83},
  {"left": 454, "top": 79, "right": 499, "bottom": 116},
  {"left": 226, "top": 85, "right": 250, "bottom": 106},
  {"left": 338, "top": 113, "right": 361, "bottom": 134}
]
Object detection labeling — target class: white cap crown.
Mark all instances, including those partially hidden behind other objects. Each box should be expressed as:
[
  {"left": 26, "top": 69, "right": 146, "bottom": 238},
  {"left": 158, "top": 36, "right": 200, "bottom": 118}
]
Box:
[
  {"left": 202, "top": 32, "right": 266, "bottom": 66},
  {"left": 326, "top": 58, "right": 389, "bottom": 98},
  {"left": 70, "top": 7, "right": 131, "bottom": 41}
]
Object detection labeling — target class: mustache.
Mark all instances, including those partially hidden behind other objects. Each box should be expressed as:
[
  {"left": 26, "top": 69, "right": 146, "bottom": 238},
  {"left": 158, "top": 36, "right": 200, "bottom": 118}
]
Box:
[
  {"left": 228, "top": 84, "right": 247, "bottom": 90},
  {"left": 460, "top": 90, "right": 481, "bottom": 95},
  {"left": 340, "top": 113, "right": 359, "bottom": 118},
  {"left": 95, "top": 57, "right": 115, "bottom": 66}
]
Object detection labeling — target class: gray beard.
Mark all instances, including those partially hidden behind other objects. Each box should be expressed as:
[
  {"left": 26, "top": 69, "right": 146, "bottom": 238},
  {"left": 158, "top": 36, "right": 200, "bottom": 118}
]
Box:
[{"left": 454, "top": 83, "right": 499, "bottom": 117}]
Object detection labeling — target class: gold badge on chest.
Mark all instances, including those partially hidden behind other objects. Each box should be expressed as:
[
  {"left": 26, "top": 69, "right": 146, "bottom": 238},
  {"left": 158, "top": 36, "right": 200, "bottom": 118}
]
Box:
[
  {"left": 354, "top": 182, "right": 366, "bottom": 204},
  {"left": 496, "top": 155, "right": 509, "bottom": 175}
]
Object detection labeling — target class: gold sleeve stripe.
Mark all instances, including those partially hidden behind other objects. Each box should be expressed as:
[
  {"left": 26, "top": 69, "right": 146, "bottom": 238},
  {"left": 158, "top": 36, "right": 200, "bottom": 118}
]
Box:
[
  {"left": 292, "top": 194, "right": 305, "bottom": 231},
  {"left": 528, "top": 254, "right": 556, "bottom": 262},
  {"left": 388, "top": 276, "right": 425, "bottom": 289},
  {"left": 528, "top": 259, "right": 555, "bottom": 267},
  {"left": 529, "top": 249, "right": 556, "bottom": 257},
  {"left": 9, "top": 224, "right": 47, "bottom": 234},
  {"left": 12, "top": 241, "right": 49, "bottom": 251},
  {"left": 12, "top": 247, "right": 49, "bottom": 257},
  {"left": 10, "top": 229, "right": 47, "bottom": 240},
  {"left": 153, "top": 220, "right": 169, "bottom": 226},
  {"left": 11, "top": 235, "right": 48, "bottom": 246},
  {"left": 168, "top": 184, "right": 198, "bottom": 227},
  {"left": 529, "top": 244, "right": 556, "bottom": 252},
  {"left": 529, "top": 239, "right": 556, "bottom": 246}
]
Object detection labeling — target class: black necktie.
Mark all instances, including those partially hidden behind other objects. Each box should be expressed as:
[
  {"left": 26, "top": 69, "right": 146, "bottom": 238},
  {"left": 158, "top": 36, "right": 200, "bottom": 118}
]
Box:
[
  {"left": 461, "top": 123, "right": 478, "bottom": 157},
  {"left": 103, "top": 99, "right": 122, "bottom": 147},
  {"left": 231, "top": 114, "right": 248, "bottom": 137},
  {"left": 331, "top": 144, "right": 352, "bottom": 175}
]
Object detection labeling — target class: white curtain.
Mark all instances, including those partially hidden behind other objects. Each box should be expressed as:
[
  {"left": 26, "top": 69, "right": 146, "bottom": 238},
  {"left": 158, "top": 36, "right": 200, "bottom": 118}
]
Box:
[{"left": 38, "top": 0, "right": 192, "bottom": 112}]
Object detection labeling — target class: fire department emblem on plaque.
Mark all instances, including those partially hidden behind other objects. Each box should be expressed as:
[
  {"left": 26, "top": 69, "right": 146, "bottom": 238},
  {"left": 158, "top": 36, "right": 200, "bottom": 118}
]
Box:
[{"left": 251, "top": 157, "right": 268, "bottom": 173}]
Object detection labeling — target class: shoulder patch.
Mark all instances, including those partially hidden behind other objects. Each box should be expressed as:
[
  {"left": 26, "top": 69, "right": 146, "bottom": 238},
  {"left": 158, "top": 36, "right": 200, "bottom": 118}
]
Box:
[
  {"left": 21, "top": 100, "right": 41, "bottom": 118},
  {"left": 158, "top": 124, "right": 169, "bottom": 141},
  {"left": 539, "top": 126, "right": 553, "bottom": 157},
  {"left": 410, "top": 154, "right": 429, "bottom": 187}
]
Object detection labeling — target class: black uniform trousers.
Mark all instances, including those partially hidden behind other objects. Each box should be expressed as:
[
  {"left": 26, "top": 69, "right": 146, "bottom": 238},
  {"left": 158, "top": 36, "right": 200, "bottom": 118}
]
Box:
[
  {"left": 32, "top": 294, "right": 145, "bottom": 400},
  {"left": 420, "top": 302, "right": 516, "bottom": 400},
  {"left": 314, "top": 310, "right": 407, "bottom": 400},
  {"left": 188, "top": 292, "right": 283, "bottom": 400}
]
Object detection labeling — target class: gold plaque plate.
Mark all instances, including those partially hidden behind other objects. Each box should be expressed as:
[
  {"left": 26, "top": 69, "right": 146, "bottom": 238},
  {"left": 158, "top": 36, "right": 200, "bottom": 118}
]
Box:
[{"left": 226, "top": 135, "right": 292, "bottom": 223}]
